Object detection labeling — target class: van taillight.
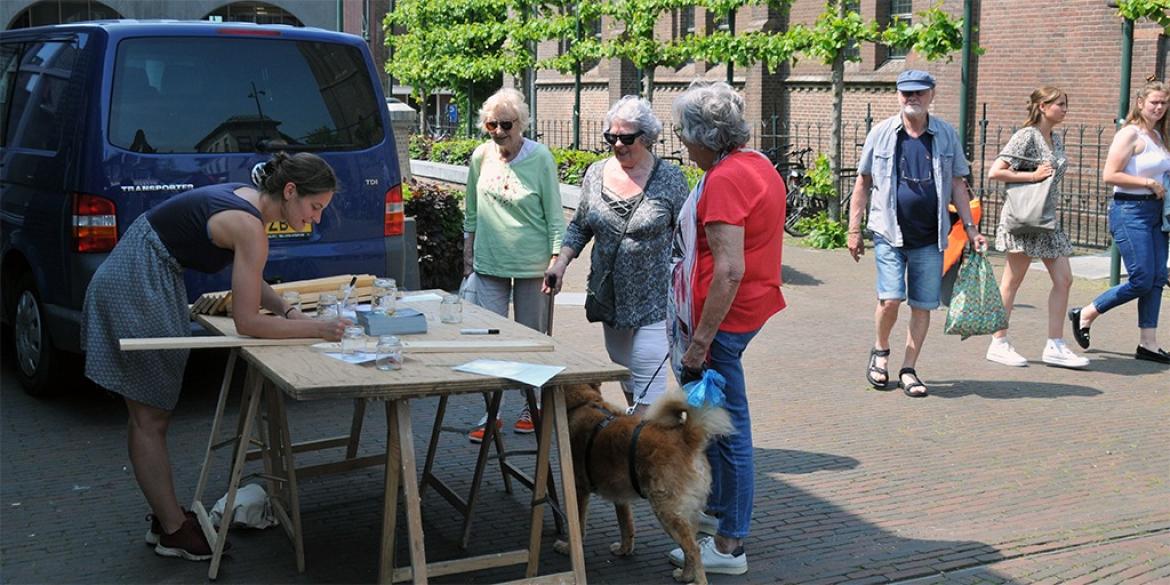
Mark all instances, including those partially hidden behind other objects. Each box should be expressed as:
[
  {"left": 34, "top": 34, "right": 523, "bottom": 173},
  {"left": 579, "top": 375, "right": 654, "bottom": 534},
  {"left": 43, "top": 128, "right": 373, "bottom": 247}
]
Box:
[
  {"left": 72, "top": 194, "right": 118, "bottom": 253},
  {"left": 385, "top": 184, "right": 404, "bottom": 237}
]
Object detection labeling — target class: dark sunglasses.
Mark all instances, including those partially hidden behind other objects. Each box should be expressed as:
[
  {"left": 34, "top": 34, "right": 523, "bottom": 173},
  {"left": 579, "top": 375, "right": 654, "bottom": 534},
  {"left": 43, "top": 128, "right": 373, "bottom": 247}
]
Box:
[
  {"left": 603, "top": 130, "right": 644, "bottom": 146},
  {"left": 899, "top": 89, "right": 929, "bottom": 97},
  {"left": 485, "top": 119, "right": 514, "bottom": 131}
]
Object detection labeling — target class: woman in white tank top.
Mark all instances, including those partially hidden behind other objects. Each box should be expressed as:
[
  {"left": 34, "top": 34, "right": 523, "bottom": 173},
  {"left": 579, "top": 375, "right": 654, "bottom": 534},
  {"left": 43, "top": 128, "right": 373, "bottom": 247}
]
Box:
[{"left": 1068, "top": 81, "right": 1170, "bottom": 364}]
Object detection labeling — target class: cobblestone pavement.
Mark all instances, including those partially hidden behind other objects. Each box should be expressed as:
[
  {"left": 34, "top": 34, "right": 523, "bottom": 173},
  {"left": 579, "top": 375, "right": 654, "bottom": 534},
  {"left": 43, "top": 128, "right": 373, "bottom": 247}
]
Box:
[{"left": 2, "top": 243, "right": 1167, "bottom": 584}]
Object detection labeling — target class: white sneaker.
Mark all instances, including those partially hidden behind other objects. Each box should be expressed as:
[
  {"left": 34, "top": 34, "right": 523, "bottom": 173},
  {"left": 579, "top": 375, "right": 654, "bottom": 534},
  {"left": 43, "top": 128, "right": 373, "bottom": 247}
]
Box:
[
  {"left": 986, "top": 337, "right": 1028, "bottom": 367},
  {"left": 668, "top": 535, "right": 747, "bottom": 575},
  {"left": 1042, "top": 339, "right": 1089, "bottom": 369},
  {"left": 697, "top": 511, "right": 718, "bottom": 536}
]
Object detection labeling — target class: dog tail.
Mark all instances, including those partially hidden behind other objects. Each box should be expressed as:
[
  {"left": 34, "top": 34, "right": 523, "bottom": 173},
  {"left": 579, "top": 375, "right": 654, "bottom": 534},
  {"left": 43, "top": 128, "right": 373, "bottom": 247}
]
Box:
[{"left": 644, "top": 389, "right": 734, "bottom": 442}]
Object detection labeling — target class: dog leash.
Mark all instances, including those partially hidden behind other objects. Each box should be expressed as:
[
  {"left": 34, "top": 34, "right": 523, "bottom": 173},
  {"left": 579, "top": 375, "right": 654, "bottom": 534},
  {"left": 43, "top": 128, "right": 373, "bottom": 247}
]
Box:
[{"left": 625, "top": 354, "right": 669, "bottom": 416}]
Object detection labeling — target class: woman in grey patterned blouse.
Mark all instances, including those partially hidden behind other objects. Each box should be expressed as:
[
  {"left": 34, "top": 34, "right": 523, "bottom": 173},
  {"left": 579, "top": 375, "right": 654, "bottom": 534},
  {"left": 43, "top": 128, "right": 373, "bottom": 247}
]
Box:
[
  {"left": 985, "top": 86, "right": 1088, "bottom": 369},
  {"left": 544, "top": 96, "right": 689, "bottom": 410}
]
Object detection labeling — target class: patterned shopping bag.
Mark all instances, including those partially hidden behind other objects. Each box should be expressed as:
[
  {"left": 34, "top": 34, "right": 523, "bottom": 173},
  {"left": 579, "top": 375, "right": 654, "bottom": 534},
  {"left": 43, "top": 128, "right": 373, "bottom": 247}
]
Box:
[{"left": 944, "top": 249, "right": 1009, "bottom": 339}]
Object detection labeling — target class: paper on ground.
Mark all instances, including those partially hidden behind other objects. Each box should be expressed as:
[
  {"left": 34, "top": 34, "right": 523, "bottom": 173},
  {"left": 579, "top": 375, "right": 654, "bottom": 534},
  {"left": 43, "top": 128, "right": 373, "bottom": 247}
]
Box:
[{"left": 453, "top": 359, "right": 565, "bottom": 387}]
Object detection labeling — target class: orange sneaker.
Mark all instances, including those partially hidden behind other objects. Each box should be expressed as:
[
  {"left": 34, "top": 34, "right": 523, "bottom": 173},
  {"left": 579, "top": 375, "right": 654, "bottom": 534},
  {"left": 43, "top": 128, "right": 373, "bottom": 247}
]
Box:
[
  {"left": 468, "top": 418, "right": 503, "bottom": 443},
  {"left": 513, "top": 406, "right": 537, "bottom": 434}
]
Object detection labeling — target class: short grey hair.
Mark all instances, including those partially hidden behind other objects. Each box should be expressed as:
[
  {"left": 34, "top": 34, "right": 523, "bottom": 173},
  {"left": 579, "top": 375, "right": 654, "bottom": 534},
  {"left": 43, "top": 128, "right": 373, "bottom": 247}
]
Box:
[
  {"left": 605, "top": 96, "right": 662, "bottom": 147},
  {"left": 671, "top": 82, "right": 751, "bottom": 154},
  {"left": 478, "top": 87, "right": 530, "bottom": 134}
]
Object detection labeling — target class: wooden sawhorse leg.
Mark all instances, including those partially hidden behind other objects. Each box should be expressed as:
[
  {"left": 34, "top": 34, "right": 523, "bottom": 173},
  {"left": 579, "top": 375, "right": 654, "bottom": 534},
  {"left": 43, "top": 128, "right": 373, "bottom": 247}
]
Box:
[{"left": 380, "top": 399, "right": 426, "bottom": 584}]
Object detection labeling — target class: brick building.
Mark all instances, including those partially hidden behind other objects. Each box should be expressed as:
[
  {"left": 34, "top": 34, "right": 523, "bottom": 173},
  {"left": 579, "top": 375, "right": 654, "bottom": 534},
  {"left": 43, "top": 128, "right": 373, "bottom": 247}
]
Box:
[{"left": 531, "top": 0, "right": 1166, "bottom": 163}]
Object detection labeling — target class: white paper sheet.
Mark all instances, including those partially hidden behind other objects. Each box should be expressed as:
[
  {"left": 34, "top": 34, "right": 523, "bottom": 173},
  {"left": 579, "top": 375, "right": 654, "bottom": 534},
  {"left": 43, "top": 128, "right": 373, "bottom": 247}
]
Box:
[
  {"left": 453, "top": 359, "right": 565, "bottom": 387},
  {"left": 400, "top": 293, "right": 444, "bottom": 303},
  {"left": 322, "top": 351, "right": 377, "bottom": 365}
]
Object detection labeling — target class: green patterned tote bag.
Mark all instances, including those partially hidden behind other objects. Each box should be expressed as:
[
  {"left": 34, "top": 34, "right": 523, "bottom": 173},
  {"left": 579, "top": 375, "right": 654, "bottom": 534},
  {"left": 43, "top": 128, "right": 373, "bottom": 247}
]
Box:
[{"left": 944, "top": 249, "right": 1008, "bottom": 339}]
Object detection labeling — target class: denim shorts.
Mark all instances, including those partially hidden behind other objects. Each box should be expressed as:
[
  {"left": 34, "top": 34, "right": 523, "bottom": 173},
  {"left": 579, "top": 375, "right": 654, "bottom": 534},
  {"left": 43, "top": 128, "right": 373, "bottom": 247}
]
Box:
[{"left": 873, "top": 234, "right": 944, "bottom": 310}]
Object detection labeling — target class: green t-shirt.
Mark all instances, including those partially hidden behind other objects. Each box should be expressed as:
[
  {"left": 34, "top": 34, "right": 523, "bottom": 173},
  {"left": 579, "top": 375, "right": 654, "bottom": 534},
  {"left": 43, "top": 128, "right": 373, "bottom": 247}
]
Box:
[{"left": 463, "top": 141, "right": 565, "bottom": 278}]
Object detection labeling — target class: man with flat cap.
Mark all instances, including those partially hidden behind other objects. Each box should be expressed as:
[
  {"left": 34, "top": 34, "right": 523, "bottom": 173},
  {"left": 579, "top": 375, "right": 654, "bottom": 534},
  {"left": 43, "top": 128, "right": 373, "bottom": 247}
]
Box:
[{"left": 847, "top": 69, "right": 987, "bottom": 398}]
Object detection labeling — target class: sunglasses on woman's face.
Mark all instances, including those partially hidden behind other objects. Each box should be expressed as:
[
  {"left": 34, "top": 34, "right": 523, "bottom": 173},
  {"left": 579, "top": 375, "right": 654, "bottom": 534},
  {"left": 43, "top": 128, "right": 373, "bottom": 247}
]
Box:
[
  {"left": 485, "top": 120, "right": 514, "bottom": 131},
  {"left": 603, "top": 130, "right": 644, "bottom": 146}
]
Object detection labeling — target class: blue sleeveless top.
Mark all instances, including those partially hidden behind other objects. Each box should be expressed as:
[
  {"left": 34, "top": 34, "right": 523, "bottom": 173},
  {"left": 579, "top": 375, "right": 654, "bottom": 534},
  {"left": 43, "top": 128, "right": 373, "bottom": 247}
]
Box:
[{"left": 146, "top": 183, "right": 262, "bottom": 273}]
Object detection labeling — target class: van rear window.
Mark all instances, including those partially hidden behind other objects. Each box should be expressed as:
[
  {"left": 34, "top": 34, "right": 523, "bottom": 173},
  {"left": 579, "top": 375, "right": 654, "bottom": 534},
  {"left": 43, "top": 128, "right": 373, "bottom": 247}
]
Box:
[{"left": 109, "top": 37, "right": 384, "bottom": 153}]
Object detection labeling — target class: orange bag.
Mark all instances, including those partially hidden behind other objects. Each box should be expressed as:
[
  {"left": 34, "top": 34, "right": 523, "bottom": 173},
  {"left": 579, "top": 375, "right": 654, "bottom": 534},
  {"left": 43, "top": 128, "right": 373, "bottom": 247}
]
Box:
[{"left": 944, "top": 198, "right": 982, "bottom": 274}]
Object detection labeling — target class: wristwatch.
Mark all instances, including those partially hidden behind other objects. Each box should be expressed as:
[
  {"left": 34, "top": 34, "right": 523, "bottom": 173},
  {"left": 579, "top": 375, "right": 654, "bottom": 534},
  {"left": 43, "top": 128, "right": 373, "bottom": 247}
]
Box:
[{"left": 963, "top": 222, "right": 977, "bottom": 230}]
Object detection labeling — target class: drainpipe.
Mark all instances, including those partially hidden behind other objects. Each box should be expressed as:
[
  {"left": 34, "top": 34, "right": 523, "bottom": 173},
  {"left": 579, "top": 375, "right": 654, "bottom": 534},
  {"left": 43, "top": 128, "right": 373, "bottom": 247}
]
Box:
[
  {"left": 726, "top": 10, "right": 736, "bottom": 85},
  {"left": 336, "top": 0, "right": 343, "bottom": 32},
  {"left": 957, "top": 0, "right": 973, "bottom": 159},
  {"left": 573, "top": 3, "right": 582, "bottom": 149},
  {"left": 1111, "top": 5, "right": 1133, "bottom": 287}
]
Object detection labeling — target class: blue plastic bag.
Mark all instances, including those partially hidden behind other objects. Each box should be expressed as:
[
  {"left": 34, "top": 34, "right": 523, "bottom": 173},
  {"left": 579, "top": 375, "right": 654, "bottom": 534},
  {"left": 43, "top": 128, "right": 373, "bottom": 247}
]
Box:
[{"left": 683, "top": 369, "right": 727, "bottom": 409}]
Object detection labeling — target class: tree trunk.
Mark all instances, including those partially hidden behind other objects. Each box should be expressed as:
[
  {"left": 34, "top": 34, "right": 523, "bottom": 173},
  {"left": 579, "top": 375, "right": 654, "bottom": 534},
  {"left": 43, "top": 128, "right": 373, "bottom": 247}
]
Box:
[
  {"left": 643, "top": 67, "right": 656, "bottom": 105},
  {"left": 418, "top": 89, "right": 428, "bottom": 133},
  {"left": 828, "top": 1, "right": 846, "bottom": 222}
]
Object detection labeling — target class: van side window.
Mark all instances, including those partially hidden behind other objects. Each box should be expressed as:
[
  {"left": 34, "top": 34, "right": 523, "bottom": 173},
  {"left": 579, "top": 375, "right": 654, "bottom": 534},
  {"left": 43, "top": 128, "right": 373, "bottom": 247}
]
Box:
[
  {"left": 109, "top": 37, "right": 384, "bottom": 154},
  {"left": 0, "top": 43, "right": 21, "bottom": 147},
  {"left": 4, "top": 40, "right": 80, "bottom": 152}
]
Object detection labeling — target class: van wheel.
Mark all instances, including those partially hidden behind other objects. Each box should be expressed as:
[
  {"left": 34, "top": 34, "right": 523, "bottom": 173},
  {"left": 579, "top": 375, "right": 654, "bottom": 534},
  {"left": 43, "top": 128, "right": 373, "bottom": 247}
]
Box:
[{"left": 11, "top": 273, "right": 69, "bottom": 397}]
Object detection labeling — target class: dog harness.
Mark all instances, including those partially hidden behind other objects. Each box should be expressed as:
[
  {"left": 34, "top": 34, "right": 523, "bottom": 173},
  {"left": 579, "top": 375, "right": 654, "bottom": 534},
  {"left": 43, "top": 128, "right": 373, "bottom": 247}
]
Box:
[{"left": 581, "top": 404, "right": 648, "bottom": 499}]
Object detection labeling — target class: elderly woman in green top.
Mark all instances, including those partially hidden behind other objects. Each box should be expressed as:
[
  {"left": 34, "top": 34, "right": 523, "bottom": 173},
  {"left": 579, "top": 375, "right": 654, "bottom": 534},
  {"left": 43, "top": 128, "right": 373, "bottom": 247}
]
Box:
[{"left": 463, "top": 87, "right": 565, "bottom": 442}]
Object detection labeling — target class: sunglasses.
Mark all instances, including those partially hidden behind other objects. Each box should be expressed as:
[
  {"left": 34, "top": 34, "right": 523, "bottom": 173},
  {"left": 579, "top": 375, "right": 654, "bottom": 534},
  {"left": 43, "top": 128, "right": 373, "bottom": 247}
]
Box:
[
  {"left": 485, "top": 120, "right": 514, "bottom": 131},
  {"left": 603, "top": 130, "right": 644, "bottom": 146},
  {"left": 899, "top": 89, "right": 929, "bottom": 97}
]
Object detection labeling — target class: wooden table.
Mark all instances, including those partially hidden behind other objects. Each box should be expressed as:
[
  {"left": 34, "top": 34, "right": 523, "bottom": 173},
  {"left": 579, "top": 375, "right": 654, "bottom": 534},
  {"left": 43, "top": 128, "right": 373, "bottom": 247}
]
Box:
[{"left": 191, "top": 293, "right": 627, "bottom": 583}]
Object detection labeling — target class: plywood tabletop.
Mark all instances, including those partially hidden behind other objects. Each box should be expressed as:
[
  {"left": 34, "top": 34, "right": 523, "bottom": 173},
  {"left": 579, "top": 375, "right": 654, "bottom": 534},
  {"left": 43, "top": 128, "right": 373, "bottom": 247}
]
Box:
[{"left": 195, "top": 292, "right": 628, "bottom": 401}]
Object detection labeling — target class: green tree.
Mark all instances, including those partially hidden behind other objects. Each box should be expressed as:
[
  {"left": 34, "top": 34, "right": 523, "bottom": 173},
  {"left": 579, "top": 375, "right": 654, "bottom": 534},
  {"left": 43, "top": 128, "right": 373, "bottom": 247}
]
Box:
[
  {"left": 385, "top": 0, "right": 516, "bottom": 131},
  {"left": 1116, "top": 0, "right": 1170, "bottom": 31}
]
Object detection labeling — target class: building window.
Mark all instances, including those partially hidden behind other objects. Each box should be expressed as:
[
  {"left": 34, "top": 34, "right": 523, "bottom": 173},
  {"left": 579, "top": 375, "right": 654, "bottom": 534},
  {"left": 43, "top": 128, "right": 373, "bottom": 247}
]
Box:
[
  {"left": 843, "top": 0, "right": 861, "bottom": 61},
  {"left": 206, "top": 1, "right": 304, "bottom": 27},
  {"left": 708, "top": 12, "right": 731, "bottom": 33},
  {"left": 558, "top": 11, "right": 602, "bottom": 72},
  {"left": 673, "top": 7, "right": 695, "bottom": 39},
  {"left": 886, "top": 0, "right": 913, "bottom": 61}
]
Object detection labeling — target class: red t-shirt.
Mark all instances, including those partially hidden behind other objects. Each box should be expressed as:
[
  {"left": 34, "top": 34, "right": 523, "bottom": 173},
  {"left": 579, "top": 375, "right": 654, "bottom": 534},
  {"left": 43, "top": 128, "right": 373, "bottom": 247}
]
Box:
[{"left": 693, "top": 150, "right": 787, "bottom": 332}]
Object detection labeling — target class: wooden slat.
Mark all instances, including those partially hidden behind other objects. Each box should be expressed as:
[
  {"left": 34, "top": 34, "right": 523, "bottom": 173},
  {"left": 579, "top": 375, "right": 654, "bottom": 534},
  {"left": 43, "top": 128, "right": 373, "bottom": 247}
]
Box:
[
  {"left": 121, "top": 336, "right": 320, "bottom": 351},
  {"left": 121, "top": 336, "right": 555, "bottom": 352},
  {"left": 391, "top": 550, "right": 530, "bottom": 583}
]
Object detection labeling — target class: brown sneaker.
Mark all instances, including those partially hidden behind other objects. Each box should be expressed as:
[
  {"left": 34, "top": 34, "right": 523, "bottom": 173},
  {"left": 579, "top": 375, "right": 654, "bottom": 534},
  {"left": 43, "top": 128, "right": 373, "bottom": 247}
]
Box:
[
  {"left": 145, "top": 510, "right": 197, "bottom": 546},
  {"left": 155, "top": 517, "right": 213, "bottom": 561}
]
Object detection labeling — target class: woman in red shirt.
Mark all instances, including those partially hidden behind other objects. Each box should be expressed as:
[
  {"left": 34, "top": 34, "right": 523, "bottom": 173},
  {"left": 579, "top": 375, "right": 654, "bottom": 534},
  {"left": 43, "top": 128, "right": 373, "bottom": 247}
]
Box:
[{"left": 666, "top": 82, "right": 786, "bottom": 576}]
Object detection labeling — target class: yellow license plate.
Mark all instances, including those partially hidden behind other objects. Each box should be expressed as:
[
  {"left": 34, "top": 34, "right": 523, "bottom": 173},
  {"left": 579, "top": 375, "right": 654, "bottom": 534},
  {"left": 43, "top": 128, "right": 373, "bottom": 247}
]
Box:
[{"left": 266, "top": 221, "right": 312, "bottom": 239}]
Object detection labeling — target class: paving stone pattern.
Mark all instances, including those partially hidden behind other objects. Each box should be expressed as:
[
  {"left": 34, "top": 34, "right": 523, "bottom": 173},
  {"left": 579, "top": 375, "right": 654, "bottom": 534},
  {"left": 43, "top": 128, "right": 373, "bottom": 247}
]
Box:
[{"left": 1, "top": 244, "right": 1167, "bottom": 584}]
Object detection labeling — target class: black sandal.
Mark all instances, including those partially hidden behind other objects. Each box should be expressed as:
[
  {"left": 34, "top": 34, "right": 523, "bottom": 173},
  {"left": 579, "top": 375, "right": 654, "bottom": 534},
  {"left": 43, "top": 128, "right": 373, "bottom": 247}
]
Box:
[
  {"left": 866, "top": 348, "right": 891, "bottom": 389},
  {"left": 898, "top": 367, "right": 928, "bottom": 397}
]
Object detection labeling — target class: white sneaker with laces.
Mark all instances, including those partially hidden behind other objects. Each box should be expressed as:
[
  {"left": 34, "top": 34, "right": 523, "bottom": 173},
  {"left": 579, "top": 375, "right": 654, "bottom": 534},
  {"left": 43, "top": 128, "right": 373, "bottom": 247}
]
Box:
[
  {"left": 668, "top": 535, "right": 748, "bottom": 575},
  {"left": 1042, "top": 339, "right": 1089, "bottom": 369},
  {"left": 697, "top": 511, "right": 718, "bottom": 536},
  {"left": 986, "top": 337, "right": 1028, "bottom": 367}
]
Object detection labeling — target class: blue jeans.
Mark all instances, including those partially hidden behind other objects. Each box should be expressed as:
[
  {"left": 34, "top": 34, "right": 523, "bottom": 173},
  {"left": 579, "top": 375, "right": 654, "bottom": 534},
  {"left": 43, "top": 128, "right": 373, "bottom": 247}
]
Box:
[
  {"left": 872, "top": 234, "right": 944, "bottom": 310},
  {"left": 1092, "top": 199, "right": 1169, "bottom": 329},
  {"left": 705, "top": 328, "right": 759, "bottom": 540}
]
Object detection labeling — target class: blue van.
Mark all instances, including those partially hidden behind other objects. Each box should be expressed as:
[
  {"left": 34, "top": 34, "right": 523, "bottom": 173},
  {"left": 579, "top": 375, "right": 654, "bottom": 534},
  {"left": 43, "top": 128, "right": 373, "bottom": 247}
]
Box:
[{"left": 0, "top": 21, "right": 419, "bottom": 396}]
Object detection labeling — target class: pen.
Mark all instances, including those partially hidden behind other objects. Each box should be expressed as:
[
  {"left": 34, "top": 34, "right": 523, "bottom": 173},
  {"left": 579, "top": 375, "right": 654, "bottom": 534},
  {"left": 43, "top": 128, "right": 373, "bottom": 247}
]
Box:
[
  {"left": 460, "top": 328, "right": 500, "bottom": 335},
  {"left": 340, "top": 276, "right": 357, "bottom": 310}
]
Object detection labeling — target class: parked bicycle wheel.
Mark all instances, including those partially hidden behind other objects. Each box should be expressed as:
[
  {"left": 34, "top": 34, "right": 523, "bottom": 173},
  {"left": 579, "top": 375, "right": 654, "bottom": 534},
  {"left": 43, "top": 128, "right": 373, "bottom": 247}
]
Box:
[{"left": 784, "top": 189, "right": 829, "bottom": 237}]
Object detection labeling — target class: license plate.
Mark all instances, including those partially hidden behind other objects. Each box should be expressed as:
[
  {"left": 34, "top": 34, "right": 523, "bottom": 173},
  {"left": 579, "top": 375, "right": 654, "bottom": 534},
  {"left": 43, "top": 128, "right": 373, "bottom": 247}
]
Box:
[{"left": 266, "top": 221, "right": 311, "bottom": 239}]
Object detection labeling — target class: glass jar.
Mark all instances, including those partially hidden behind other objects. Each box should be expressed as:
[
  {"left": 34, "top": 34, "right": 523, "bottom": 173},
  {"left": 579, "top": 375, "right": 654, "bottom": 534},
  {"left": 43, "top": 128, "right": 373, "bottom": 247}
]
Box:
[
  {"left": 375, "top": 335, "right": 403, "bottom": 371},
  {"left": 439, "top": 294, "right": 463, "bottom": 324},
  {"left": 372, "top": 277, "right": 397, "bottom": 315},
  {"left": 340, "top": 326, "right": 366, "bottom": 355},
  {"left": 281, "top": 290, "right": 301, "bottom": 315},
  {"left": 317, "top": 292, "right": 339, "bottom": 320}
]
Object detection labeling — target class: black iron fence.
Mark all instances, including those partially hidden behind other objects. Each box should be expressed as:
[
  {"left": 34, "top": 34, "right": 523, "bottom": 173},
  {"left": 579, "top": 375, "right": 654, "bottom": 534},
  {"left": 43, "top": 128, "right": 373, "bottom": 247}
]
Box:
[{"left": 414, "top": 106, "right": 1116, "bottom": 249}]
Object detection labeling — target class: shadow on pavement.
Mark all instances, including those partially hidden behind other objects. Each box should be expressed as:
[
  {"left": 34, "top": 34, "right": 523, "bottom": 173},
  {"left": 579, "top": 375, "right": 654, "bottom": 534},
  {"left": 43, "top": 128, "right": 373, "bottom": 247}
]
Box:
[
  {"left": 781, "top": 264, "right": 823, "bottom": 287},
  {"left": 927, "top": 379, "right": 1103, "bottom": 399},
  {"left": 1081, "top": 350, "right": 1170, "bottom": 375},
  {"left": 742, "top": 445, "right": 1013, "bottom": 584}
]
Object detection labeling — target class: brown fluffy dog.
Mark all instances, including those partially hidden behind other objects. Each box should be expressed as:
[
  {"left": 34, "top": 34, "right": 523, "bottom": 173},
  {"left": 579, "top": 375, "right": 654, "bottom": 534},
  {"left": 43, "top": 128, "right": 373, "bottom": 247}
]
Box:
[{"left": 552, "top": 383, "right": 732, "bottom": 585}]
